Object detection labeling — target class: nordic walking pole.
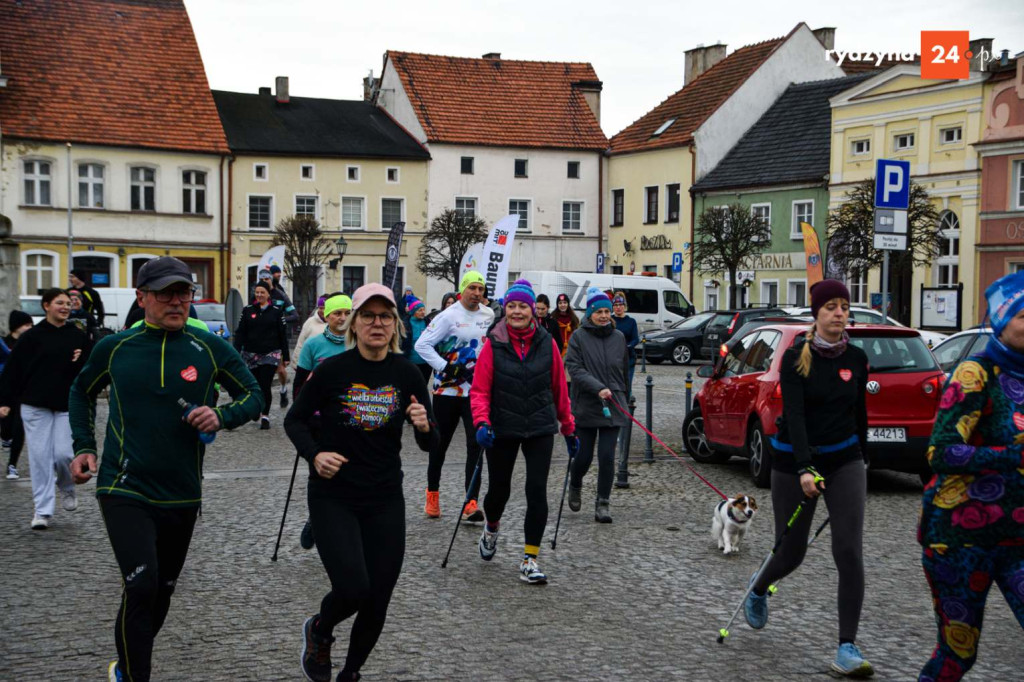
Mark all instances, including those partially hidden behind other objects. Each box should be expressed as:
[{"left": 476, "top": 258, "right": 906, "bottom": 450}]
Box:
[
  {"left": 767, "top": 516, "right": 830, "bottom": 596},
  {"left": 550, "top": 451, "right": 576, "bottom": 550},
  {"left": 271, "top": 452, "right": 301, "bottom": 562},
  {"left": 716, "top": 489, "right": 820, "bottom": 644},
  {"left": 441, "top": 449, "right": 485, "bottom": 568}
]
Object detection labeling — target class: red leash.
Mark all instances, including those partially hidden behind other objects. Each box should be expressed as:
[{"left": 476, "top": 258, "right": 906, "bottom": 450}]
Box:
[{"left": 610, "top": 398, "right": 729, "bottom": 501}]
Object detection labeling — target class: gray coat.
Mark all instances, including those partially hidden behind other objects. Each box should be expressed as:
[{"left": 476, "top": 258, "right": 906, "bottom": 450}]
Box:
[{"left": 565, "top": 317, "right": 630, "bottom": 428}]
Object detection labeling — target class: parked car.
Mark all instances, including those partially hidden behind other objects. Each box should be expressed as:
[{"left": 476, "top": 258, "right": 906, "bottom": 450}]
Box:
[
  {"left": 781, "top": 306, "right": 947, "bottom": 348},
  {"left": 19, "top": 296, "right": 45, "bottom": 325},
  {"left": 699, "top": 308, "right": 787, "bottom": 360},
  {"left": 684, "top": 321, "right": 944, "bottom": 487},
  {"left": 193, "top": 302, "right": 231, "bottom": 339},
  {"left": 930, "top": 326, "right": 992, "bottom": 374},
  {"left": 642, "top": 311, "right": 717, "bottom": 364}
]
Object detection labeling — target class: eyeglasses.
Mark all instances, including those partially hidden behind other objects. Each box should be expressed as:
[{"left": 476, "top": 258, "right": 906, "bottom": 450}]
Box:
[
  {"left": 147, "top": 288, "right": 196, "bottom": 303},
  {"left": 357, "top": 310, "right": 396, "bottom": 326}
]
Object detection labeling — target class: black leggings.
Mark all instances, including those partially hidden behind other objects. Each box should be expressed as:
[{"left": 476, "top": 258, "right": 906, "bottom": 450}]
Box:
[
  {"left": 426, "top": 395, "right": 482, "bottom": 500},
  {"left": 99, "top": 496, "right": 199, "bottom": 682},
  {"left": 250, "top": 364, "right": 276, "bottom": 417},
  {"left": 415, "top": 363, "right": 432, "bottom": 385},
  {"left": 2, "top": 407, "right": 24, "bottom": 468},
  {"left": 482, "top": 435, "right": 553, "bottom": 550},
  {"left": 309, "top": 493, "right": 405, "bottom": 677},
  {"left": 571, "top": 426, "right": 620, "bottom": 500},
  {"left": 753, "top": 460, "right": 866, "bottom": 643}
]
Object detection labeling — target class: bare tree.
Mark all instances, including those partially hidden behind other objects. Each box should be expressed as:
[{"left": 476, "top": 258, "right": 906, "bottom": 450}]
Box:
[
  {"left": 691, "top": 203, "right": 772, "bottom": 308},
  {"left": 416, "top": 208, "right": 488, "bottom": 286},
  {"left": 272, "top": 215, "right": 334, "bottom": 320}
]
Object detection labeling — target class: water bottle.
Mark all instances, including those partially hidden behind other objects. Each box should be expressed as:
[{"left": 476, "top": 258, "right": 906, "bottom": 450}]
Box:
[
  {"left": 601, "top": 399, "right": 612, "bottom": 419},
  {"left": 178, "top": 398, "right": 216, "bottom": 444}
]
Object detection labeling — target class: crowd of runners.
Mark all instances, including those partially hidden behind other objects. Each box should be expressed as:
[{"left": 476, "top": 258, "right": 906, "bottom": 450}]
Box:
[{"left": 1, "top": 256, "right": 1022, "bottom": 681}]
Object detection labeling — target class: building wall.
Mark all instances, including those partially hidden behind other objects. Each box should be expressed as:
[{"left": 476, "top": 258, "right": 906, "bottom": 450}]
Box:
[{"left": 376, "top": 63, "right": 428, "bottom": 144}]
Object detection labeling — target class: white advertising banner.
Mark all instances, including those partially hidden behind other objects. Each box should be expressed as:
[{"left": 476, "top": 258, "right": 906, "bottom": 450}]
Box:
[
  {"left": 258, "top": 245, "right": 286, "bottom": 273},
  {"left": 481, "top": 214, "right": 520, "bottom": 300}
]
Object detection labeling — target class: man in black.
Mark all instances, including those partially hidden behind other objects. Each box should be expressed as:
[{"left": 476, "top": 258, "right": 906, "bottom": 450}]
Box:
[{"left": 69, "top": 268, "right": 106, "bottom": 328}]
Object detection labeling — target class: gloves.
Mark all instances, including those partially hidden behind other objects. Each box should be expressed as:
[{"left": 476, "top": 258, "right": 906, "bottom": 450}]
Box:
[
  {"left": 476, "top": 424, "right": 495, "bottom": 449},
  {"left": 444, "top": 362, "right": 466, "bottom": 382},
  {"left": 564, "top": 434, "right": 580, "bottom": 458}
]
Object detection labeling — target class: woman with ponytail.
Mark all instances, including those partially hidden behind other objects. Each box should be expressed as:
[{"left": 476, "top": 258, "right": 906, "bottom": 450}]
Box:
[{"left": 743, "top": 279, "right": 873, "bottom": 678}]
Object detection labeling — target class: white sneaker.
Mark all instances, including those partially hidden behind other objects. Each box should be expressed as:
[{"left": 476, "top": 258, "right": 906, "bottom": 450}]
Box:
[
  {"left": 6, "top": 465, "right": 18, "bottom": 480},
  {"left": 519, "top": 557, "right": 548, "bottom": 584},
  {"left": 62, "top": 489, "right": 78, "bottom": 512},
  {"left": 31, "top": 515, "right": 50, "bottom": 530}
]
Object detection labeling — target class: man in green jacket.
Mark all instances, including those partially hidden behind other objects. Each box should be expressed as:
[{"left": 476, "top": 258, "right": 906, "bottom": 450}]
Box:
[{"left": 68, "top": 256, "right": 263, "bottom": 682}]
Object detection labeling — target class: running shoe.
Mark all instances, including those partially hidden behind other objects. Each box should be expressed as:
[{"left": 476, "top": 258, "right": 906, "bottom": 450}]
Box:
[
  {"left": 107, "top": 661, "right": 123, "bottom": 682},
  {"left": 832, "top": 643, "right": 874, "bottom": 678},
  {"left": 300, "top": 615, "right": 334, "bottom": 682},
  {"left": 461, "top": 499, "right": 484, "bottom": 523},
  {"left": 260, "top": 416, "right": 271, "bottom": 430},
  {"left": 280, "top": 390, "right": 289, "bottom": 409},
  {"left": 568, "top": 484, "right": 582, "bottom": 512},
  {"left": 594, "top": 498, "right": 612, "bottom": 523},
  {"left": 744, "top": 572, "right": 768, "bottom": 629},
  {"left": 31, "top": 515, "right": 50, "bottom": 530},
  {"left": 62, "top": 489, "right": 78, "bottom": 512},
  {"left": 479, "top": 527, "right": 498, "bottom": 561},
  {"left": 519, "top": 557, "right": 548, "bottom": 584},
  {"left": 424, "top": 489, "right": 440, "bottom": 518},
  {"left": 6, "top": 465, "right": 18, "bottom": 480},
  {"left": 300, "top": 519, "right": 315, "bottom": 550}
]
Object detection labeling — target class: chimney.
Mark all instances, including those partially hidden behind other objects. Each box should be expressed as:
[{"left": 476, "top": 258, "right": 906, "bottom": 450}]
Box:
[
  {"left": 275, "top": 76, "right": 289, "bottom": 104},
  {"left": 684, "top": 43, "right": 727, "bottom": 85},
  {"left": 572, "top": 79, "right": 603, "bottom": 123},
  {"left": 258, "top": 86, "right": 271, "bottom": 96},
  {"left": 362, "top": 70, "right": 377, "bottom": 102},
  {"left": 482, "top": 52, "right": 501, "bottom": 60},
  {"left": 813, "top": 27, "right": 836, "bottom": 51},
  {"left": 969, "top": 38, "right": 993, "bottom": 72}
]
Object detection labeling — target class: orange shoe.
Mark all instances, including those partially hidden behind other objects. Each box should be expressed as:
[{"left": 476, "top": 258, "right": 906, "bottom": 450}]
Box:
[
  {"left": 461, "top": 499, "right": 484, "bottom": 523},
  {"left": 425, "top": 489, "right": 441, "bottom": 518}
]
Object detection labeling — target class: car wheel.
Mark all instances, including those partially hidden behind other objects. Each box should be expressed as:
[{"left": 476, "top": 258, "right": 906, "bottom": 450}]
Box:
[
  {"left": 671, "top": 341, "right": 693, "bottom": 365},
  {"left": 747, "top": 420, "right": 771, "bottom": 489},
  {"left": 682, "top": 406, "right": 730, "bottom": 464}
]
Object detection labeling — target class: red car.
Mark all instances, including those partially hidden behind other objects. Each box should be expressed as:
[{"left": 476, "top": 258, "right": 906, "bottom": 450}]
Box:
[{"left": 683, "top": 322, "right": 944, "bottom": 487}]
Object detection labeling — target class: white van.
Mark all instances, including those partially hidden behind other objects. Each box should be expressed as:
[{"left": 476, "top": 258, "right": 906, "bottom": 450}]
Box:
[
  {"left": 92, "top": 287, "right": 141, "bottom": 330},
  {"left": 520, "top": 271, "right": 695, "bottom": 332}
]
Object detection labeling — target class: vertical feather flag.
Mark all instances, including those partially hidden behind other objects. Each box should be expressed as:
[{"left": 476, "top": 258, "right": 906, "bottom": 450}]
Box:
[{"left": 801, "top": 221, "right": 823, "bottom": 291}]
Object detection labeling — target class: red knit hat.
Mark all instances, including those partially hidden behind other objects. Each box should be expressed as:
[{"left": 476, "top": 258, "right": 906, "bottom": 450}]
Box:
[{"left": 809, "top": 279, "right": 851, "bottom": 319}]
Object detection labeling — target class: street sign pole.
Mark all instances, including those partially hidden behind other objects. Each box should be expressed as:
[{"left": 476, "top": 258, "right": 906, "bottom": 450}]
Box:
[
  {"left": 881, "top": 251, "right": 889, "bottom": 324},
  {"left": 873, "top": 159, "right": 911, "bottom": 325}
]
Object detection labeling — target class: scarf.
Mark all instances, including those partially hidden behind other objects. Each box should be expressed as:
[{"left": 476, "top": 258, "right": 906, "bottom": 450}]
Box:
[
  {"left": 324, "top": 328, "right": 346, "bottom": 345},
  {"left": 507, "top": 320, "right": 536, "bottom": 360},
  {"left": 982, "top": 337, "right": 1024, "bottom": 380},
  {"left": 811, "top": 330, "right": 849, "bottom": 358}
]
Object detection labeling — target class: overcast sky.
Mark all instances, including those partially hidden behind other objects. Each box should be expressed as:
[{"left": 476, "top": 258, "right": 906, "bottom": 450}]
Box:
[{"left": 186, "top": 0, "right": 1023, "bottom": 138}]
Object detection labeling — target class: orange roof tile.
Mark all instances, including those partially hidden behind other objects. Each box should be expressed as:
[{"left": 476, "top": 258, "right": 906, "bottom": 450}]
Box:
[
  {"left": 0, "top": 0, "right": 228, "bottom": 154},
  {"left": 609, "top": 37, "right": 785, "bottom": 155},
  {"left": 384, "top": 51, "right": 609, "bottom": 151}
]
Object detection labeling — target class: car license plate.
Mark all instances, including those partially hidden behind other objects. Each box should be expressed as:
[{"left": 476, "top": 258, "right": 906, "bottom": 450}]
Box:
[{"left": 868, "top": 427, "right": 906, "bottom": 443}]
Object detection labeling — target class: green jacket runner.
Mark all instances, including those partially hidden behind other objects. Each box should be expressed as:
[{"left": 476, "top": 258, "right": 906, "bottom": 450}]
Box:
[{"left": 69, "top": 323, "right": 263, "bottom": 507}]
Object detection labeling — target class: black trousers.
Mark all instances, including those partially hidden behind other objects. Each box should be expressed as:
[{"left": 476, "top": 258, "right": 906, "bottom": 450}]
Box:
[
  {"left": 99, "top": 496, "right": 199, "bottom": 682},
  {"left": 482, "top": 435, "right": 553, "bottom": 550},
  {"left": 2, "top": 405, "right": 24, "bottom": 468},
  {"left": 251, "top": 364, "right": 277, "bottom": 417},
  {"left": 309, "top": 492, "right": 405, "bottom": 677},
  {"left": 426, "top": 395, "right": 482, "bottom": 500},
  {"left": 415, "top": 363, "right": 432, "bottom": 385},
  {"left": 571, "top": 426, "right": 620, "bottom": 500}
]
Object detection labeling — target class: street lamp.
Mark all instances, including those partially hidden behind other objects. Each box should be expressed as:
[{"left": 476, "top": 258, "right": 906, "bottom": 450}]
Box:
[{"left": 330, "top": 235, "right": 348, "bottom": 271}]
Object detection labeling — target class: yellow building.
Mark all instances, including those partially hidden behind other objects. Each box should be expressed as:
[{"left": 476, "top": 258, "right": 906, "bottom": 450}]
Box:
[
  {"left": 214, "top": 82, "right": 430, "bottom": 305},
  {"left": 828, "top": 63, "right": 987, "bottom": 326}
]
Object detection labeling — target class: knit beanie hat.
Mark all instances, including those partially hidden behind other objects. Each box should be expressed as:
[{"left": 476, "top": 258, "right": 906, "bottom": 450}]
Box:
[
  {"left": 316, "top": 295, "right": 327, "bottom": 309},
  {"left": 406, "top": 295, "right": 425, "bottom": 315},
  {"left": 258, "top": 268, "right": 272, "bottom": 280},
  {"left": 809, "top": 279, "right": 851, "bottom": 319},
  {"left": 9, "top": 309, "right": 33, "bottom": 331},
  {"left": 985, "top": 271, "right": 1024, "bottom": 338},
  {"left": 269, "top": 265, "right": 282, "bottom": 274},
  {"left": 503, "top": 279, "right": 536, "bottom": 314},
  {"left": 324, "top": 294, "right": 353, "bottom": 317},
  {"left": 459, "top": 270, "right": 485, "bottom": 293},
  {"left": 585, "top": 287, "right": 612, "bottom": 318}
]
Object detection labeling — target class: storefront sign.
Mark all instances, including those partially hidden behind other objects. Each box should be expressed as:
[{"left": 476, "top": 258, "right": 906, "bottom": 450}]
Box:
[
  {"left": 738, "top": 252, "right": 806, "bottom": 271},
  {"left": 640, "top": 235, "right": 672, "bottom": 250}
]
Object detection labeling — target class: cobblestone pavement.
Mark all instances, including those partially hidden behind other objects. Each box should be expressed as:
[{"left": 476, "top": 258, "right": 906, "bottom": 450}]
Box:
[{"left": 2, "top": 363, "right": 1022, "bottom": 680}]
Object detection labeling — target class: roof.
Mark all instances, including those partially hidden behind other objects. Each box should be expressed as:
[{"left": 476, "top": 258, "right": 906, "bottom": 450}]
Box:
[
  {"left": 0, "top": 0, "right": 228, "bottom": 154},
  {"left": 212, "top": 91, "right": 430, "bottom": 159},
  {"left": 692, "top": 74, "right": 874, "bottom": 192},
  {"left": 383, "top": 51, "right": 608, "bottom": 150},
  {"left": 838, "top": 55, "right": 914, "bottom": 74},
  {"left": 609, "top": 37, "right": 785, "bottom": 155}
]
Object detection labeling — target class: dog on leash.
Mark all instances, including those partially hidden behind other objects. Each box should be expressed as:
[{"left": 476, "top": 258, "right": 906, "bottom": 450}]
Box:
[{"left": 711, "top": 495, "right": 758, "bottom": 554}]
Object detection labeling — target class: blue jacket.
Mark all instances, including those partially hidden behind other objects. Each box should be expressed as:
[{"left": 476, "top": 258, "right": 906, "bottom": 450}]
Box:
[{"left": 614, "top": 314, "right": 640, "bottom": 364}]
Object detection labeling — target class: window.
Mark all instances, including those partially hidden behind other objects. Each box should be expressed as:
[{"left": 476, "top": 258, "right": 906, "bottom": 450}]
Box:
[
  {"left": 379, "top": 265, "right": 405, "bottom": 291},
  {"left": 620, "top": 289, "right": 658, "bottom": 314},
  {"left": 248, "top": 195, "right": 272, "bottom": 229},
  {"left": 936, "top": 210, "right": 960, "bottom": 288},
  {"left": 611, "top": 189, "right": 624, "bottom": 226},
  {"left": 652, "top": 118, "right": 676, "bottom": 137},
  {"left": 704, "top": 285, "right": 719, "bottom": 312},
  {"left": 509, "top": 199, "right": 530, "bottom": 231},
  {"left": 461, "top": 157, "right": 474, "bottom": 174},
  {"left": 381, "top": 198, "right": 403, "bottom": 229},
  {"left": 23, "top": 160, "right": 52, "bottom": 206},
  {"left": 342, "top": 265, "right": 365, "bottom": 295},
  {"left": 455, "top": 197, "right": 477, "bottom": 221},
  {"left": 722, "top": 332, "right": 755, "bottom": 377},
  {"left": 341, "top": 197, "right": 364, "bottom": 229},
  {"left": 1015, "top": 161, "right": 1024, "bottom": 210},
  {"left": 666, "top": 184, "right": 680, "bottom": 223},
  {"left": 514, "top": 159, "right": 528, "bottom": 178},
  {"left": 182, "top": 170, "right": 206, "bottom": 214},
  {"left": 130, "top": 167, "right": 156, "bottom": 211},
  {"left": 295, "top": 195, "right": 318, "bottom": 219},
  {"left": 751, "top": 203, "right": 771, "bottom": 241},
  {"left": 562, "top": 201, "right": 582, "bottom": 231},
  {"left": 642, "top": 264, "right": 657, "bottom": 274},
  {"left": 933, "top": 335, "right": 973, "bottom": 373},
  {"left": 791, "top": 200, "right": 813, "bottom": 238},
  {"left": 663, "top": 289, "right": 690, "bottom": 315},
  {"left": 78, "top": 163, "right": 104, "bottom": 208},
  {"left": 760, "top": 280, "right": 779, "bottom": 306},
  {"left": 22, "top": 251, "right": 58, "bottom": 295},
  {"left": 611, "top": 265, "right": 624, "bottom": 275},
  {"left": 644, "top": 186, "right": 658, "bottom": 224},
  {"left": 847, "top": 269, "right": 868, "bottom": 304},
  {"left": 787, "top": 279, "right": 807, "bottom": 306},
  {"left": 567, "top": 161, "right": 580, "bottom": 179},
  {"left": 347, "top": 166, "right": 360, "bottom": 182},
  {"left": 301, "top": 164, "right": 314, "bottom": 180},
  {"left": 894, "top": 132, "right": 915, "bottom": 151},
  {"left": 254, "top": 163, "right": 267, "bottom": 180},
  {"left": 386, "top": 167, "right": 399, "bottom": 183},
  {"left": 743, "top": 330, "right": 781, "bottom": 374},
  {"left": 940, "top": 127, "right": 962, "bottom": 144},
  {"left": 851, "top": 138, "right": 871, "bottom": 156}
]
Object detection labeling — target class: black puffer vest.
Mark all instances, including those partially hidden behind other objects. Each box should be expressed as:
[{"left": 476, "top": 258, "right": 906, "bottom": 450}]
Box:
[{"left": 488, "top": 319, "right": 558, "bottom": 439}]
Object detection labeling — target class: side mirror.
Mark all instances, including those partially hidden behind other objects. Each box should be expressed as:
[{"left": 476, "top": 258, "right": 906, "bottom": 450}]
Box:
[{"left": 696, "top": 364, "right": 715, "bottom": 379}]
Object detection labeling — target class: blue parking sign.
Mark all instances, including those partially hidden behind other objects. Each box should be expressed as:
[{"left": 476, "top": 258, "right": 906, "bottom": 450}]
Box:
[
  {"left": 874, "top": 159, "right": 911, "bottom": 210},
  {"left": 672, "top": 252, "right": 682, "bottom": 273},
  {"left": 596, "top": 252, "right": 605, "bottom": 274}
]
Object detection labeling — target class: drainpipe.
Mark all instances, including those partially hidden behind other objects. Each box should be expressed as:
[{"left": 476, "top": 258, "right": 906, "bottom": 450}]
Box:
[
  {"left": 598, "top": 149, "right": 606, "bottom": 269},
  {"left": 225, "top": 155, "right": 233, "bottom": 299},
  {"left": 688, "top": 145, "right": 697, "bottom": 302}
]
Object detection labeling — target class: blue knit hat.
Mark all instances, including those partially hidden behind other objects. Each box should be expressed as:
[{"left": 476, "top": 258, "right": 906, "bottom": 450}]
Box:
[
  {"left": 985, "top": 271, "right": 1024, "bottom": 337},
  {"left": 585, "top": 287, "right": 612, "bottom": 318},
  {"left": 504, "top": 279, "right": 536, "bottom": 314},
  {"left": 406, "top": 295, "right": 425, "bottom": 314}
]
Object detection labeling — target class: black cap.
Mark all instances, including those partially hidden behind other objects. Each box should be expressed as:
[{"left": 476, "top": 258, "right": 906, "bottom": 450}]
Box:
[
  {"left": 9, "top": 309, "right": 33, "bottom": 330},
  {"left": 136, "top": 257, "right": 194, "bottom": 291}
]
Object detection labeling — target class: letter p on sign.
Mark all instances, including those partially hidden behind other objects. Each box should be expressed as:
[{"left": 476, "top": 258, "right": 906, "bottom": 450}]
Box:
[{"left": 874, "top": 159, "right": 911, "bottom": 210}]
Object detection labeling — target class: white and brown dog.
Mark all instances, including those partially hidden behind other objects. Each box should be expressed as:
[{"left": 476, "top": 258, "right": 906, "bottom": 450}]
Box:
[{"left": 711, "top": 495, "right": 758, "bottom": 554}]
